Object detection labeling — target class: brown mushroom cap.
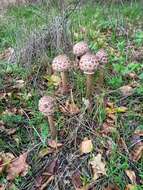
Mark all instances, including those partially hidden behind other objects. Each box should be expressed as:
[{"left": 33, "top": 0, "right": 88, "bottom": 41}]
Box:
[
  {"left": 39, "top": 96, "right": 55, "bottom": 116},
  {"left": 96, "top": 49, "right": 108, "bottom": 65},
  {"left": 79, "top": 53, "right": 99, "bottom": 74},
  {"left": 73, "top": 41, "right": 89, "bottom": 57},
  {"left": 52, "top": 55, "right": 71, "bottom": 72}
]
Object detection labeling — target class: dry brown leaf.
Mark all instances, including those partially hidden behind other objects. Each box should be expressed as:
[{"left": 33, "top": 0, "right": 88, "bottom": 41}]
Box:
[
  {"left": 60, "top": 99, "right": 80, "bottom": 115},
  {"left": 125, "top": 184, "right": 137, "bottom": 190},
  {"left": 13, "top": 80, "right": 25, "bottom": 89},
  {"left": 0, "top": 121, "right": 16, "bottom": 135},
  {"left": 80, "top": 138, "right": 93, "bottom": 154},
  {"left": 102, "top": 122, "right": 116, "bottom": 135},
  {"left": 89, "top": 154, "right": 106, "bottom": 181},
  {"left": 103, "top": 184, "right": 120, "bottom": 190},
  {"left": 48, "top": 140, "right": 63, "bottom": 149},
  {"left": 134, "top": 130, "right": 143, "bottom": 137},
  {"left": 35, "top": 158, "right": 57, "bottom": 189},
  {"left": 119, "top": 85, "right": 133, "bottom": 96},
  {"left": 0, "top": 152, "right": 15, "bottom": 174},
  {"left": 0, "top": 48, "right": 14, "bottom": 61},
  {"left": 7, "top": 152, "right": 29, "bottom": 181},
  {"left": 71, "top": 171, "right": 89, "bottom": 190},
  {"left": 125, "top": 170, "right": 136, "bottom": 184},
  {"left": 0, "top": 184, "right": 5, "bottom": 190},
  {"left": 130, "top": 142, "right": 143, "bottom": 162}
]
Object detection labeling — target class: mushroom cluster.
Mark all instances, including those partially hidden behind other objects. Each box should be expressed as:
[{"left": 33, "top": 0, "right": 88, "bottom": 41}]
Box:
[{"left": 39, "top": 41, "right": 108, "bottom": 140}]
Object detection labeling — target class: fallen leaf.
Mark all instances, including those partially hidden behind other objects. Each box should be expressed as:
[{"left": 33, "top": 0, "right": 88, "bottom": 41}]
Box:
[
  {"left": 128, "top": 73, "right": 138, "bottom": 79},
  {"left": 48, "top": 140, "right": 63, "bottom": 149},
  {"left": 7, "top": 152, "right": 29, "bottom": 181},
  {"left": 0, "top": 121, "right": 16, "bottom": 135},
  {"left": 13, "top": 80, "right": 25, "bottom": 89},
  {"left": 119, "top": 85, "right": 133, "bottom": 96},
  {"left": 71, "top": 171, "right": 89, "bottom": 190},
  {"left": 71, "top": 171, "right": 83, "bottom": 189},
  {"left": 80, "top": 138, "right": 93, "bottom": 154},
  {"left": 38, "top": 147, "right": 54, "bottom": 158},
  {"left": 103, "top": 184, "right": 120, "bottom": 190},
  {"left": 115, "top": 106, "right": 128, "bottom": 113},
  {"left": 0, "top": 184, "right": 5, "bottom": 190},
  {"left": 60, "top": 90, "right": 80, "bottom": 115},
  {"left": 60, "top": 99, "right": 80, "bottom": 115},
  {"left": 0, "top": 152, "right": 15, "bottom": 174},
  {"left": 101, "top": 122, "right": 117, "bottom": 135},
  {"left": 125, "top": 170, "right": 136, "bottom": 184},
  {"left": 89, "top": 154, "right": 106, "bottom": 181},
  {"left": 50, "top": 75, "right": 61, "bottom": 86},
  {"left": 0, "top": 48, "right": 14, "bottom": 61},
  {"left": 130, "top": 142, "right": 143, "bottom": 162},
  {"left": 125, "top": 184, "right": 138, "bottom": 190},
  {"left": 118, "top": 138, "right": 129, "bottom": 153}
]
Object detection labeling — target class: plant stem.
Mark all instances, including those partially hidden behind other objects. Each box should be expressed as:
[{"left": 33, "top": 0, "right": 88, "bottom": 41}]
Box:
[{"left": 47, "top": 115, "right": 57, "bottom": 140}]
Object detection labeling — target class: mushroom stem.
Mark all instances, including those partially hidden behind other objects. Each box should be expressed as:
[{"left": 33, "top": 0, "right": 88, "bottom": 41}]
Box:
[
  {"left": 86, "top": 74, "right": 94, "bottom": 99},
  {"left": 47, "top": 115, "right": 57, "bottom": 140},
  {"left": 61, "top": 71, "right": 69, "bottom": 91}
]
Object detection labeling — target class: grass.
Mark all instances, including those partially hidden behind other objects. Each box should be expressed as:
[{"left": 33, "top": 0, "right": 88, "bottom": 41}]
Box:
[{"left": 0, "top": 1, "right": 143, "bottom": 189}]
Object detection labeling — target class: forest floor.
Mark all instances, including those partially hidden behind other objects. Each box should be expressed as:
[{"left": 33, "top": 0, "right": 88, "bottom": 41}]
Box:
[{"left": 0, "top": 1, "right": 143, "bottom": 190}]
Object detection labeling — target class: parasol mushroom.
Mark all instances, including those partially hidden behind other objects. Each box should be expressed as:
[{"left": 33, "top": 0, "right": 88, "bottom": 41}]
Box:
[
  {"left": 79, "top": 53, "right": 99, "bottom": 99},
  {"left": 96, "top": 49, "right": 108, "bottom": 88},
  {"left": 39, "top": 96, "right": 57, "bottom": 140},
  {"left": 73, "top": 41, "right": 89, "bottom": 67},
  {"left": 52, "top": 54, "right": 71, "bottom": 94}
]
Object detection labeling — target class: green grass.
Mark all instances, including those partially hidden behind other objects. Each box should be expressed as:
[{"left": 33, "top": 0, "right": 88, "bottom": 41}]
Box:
[{"left": 0, "top": 1, "right": 143, "bottom": 189}]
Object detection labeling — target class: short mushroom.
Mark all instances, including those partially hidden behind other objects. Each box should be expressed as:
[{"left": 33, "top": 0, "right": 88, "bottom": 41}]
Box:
[
  {"left": 96, "top": 49, "right": 108, "bottom": 88},
  {"left": 73, "top": 41, "right": 89, "bottom": 67},
  {"left": 79, "top": 53, "right": 99, "bottom": 99},
  {"left": 39, "top": 96, "right": 57, "bottom": 140},
  {"left": 52, "top": 55, "right": 71, "bottom": 94}
]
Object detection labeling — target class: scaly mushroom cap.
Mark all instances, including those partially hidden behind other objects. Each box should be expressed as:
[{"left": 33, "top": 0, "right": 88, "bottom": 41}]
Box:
[
  {"left": 96, "top": 49, "right": 108, "bottom": 65},
  {"left": 52, "top": 55, "right": 71, "bottom": 72},
  {"left": 73, "top": 41, "right": 89, "bottom": 57},
  {"left": 79, "top": 53, "right": 99, "bottom": 74},
  {"left": 39, "top": 96, "right": 55, "bottom": 116}
]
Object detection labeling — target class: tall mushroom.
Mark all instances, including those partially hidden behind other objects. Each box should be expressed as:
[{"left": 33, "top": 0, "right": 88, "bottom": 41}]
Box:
[
  {"left": 96, "top": 49, "right": 108, "bottom": 88},
  {"left": 79, "top": 53, "right": 99, "bottom": 99},
  {"left": 52, "top": 55, "right": 71, "bottom": 94},
  {"left": 73, "top": 41, "right": 89, "bottom": 67},
  {"left": 39, "top": 96, "right": 57, "bottom": 140}
]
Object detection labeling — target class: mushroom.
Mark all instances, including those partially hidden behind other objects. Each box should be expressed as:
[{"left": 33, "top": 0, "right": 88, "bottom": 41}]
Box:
[
  {"left": 39, "top": 96, "right": 57, "bottom": 140},
  {"left": 52, "top": 55, "right": 71, "bottom": 94},
  {"left": 73, "top": 41, "right": 89, "bottom": 67},
  {"left": 96, "top": 49, "right": 108, "bottom": 88},
  {"left": 79, "top": 53, "right": 99, "bottom": 99}
]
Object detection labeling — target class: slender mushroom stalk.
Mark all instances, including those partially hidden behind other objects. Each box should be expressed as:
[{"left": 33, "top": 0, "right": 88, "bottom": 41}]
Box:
[
  {"left": 86, "top": 74, "right": 94, "bottom": 99},
  {"left": 96, "top": 49, "right": 108, "bottom": 88},
  {"left": 79, "top": 53, "right": 99, "bottom": 100},
  {"left": 61, "top": 71, "right": 69, "bottom": 90},
  {"left": 52, "top": 55, "right": 71, "bottom": 94},
  {"left": 39, "top": 96, "right": 57, "bottom": 140},
  {"left": 73, "top": 41, "right": 89, "bottom": 68}
]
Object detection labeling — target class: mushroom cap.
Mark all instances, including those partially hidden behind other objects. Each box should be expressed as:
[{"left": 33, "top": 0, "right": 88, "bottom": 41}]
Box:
[
  {"left": 52, "top": 55, "right": 71, "bottom": 72},
  {"left": 79, "top": 53, "right": 99, "bottom": 74},
  {"left": 96, "top": 49, "right": 108, "bottom": 64},
  {"left": 73, "top": 41, "right": 89, "bottom": 57},
  {"left": 39, "top": 96, "right": 55, "bottom": 116}
]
